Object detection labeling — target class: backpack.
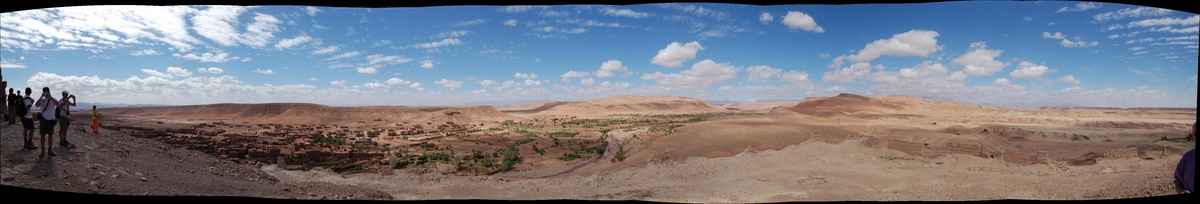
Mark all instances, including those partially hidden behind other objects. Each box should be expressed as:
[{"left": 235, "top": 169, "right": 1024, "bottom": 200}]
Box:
[
  {"left": 56, "top": 99, "right": 69, "bottom": 118},
  {"left": 14, "top": 96, "right": 30, "bottom": 117}
]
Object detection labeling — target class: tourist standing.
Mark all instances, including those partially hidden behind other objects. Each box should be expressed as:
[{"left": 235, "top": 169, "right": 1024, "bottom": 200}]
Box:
[
  {"left": 1174, "top": 122, "right": 1195, "bottom": 194},
  {"left": 57, "top": 91, "right": 76, "bottom": 147},
  {"left": 20, "top": 88, "right": 36, "bottom": 150},
  {"left": 34, "top": 87, "right": 61, "bottom": 156},
  {"left": 91, "top": 105, "right": 100, "bottom": 133}
]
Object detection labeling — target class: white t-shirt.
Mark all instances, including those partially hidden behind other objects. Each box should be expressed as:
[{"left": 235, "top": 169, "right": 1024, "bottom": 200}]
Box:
[
  {"left": 59, "top": 98, "right": 71, "bottom": 119},
  {"left": 40, "top": 96, "right": 56, "bottom": 121},
  {"left": 22, "top": 97, "right": 33, "bottom": 119}
]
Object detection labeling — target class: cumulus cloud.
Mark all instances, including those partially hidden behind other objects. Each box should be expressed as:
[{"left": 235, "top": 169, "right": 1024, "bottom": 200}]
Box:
[
  {"left": 1009, "top": 61, "right": 1051, "bottom": 79},
  {"left": 1042, "top": 32, "right": 1065, "bottom": 39},
  {"left": 746, "top": 65, "right": 782, "bottom": 83},
  {"left": 251, "top": 69, "right": 273, "bottom": 74},
  {"left": 504, "top": 19, "right": 518, "bottom": 26},
  {"left": 595, "top": 60, "right": 631, "bottom": 78},
  {"left": 173, "top": 52, "right": 232, "bottom": 63},
  {"left": 845, "top": 30, "right": 941, "bottom": 63},
  {"left": 166, "top": 66, "right": 193, "bottom": 77},
  {"left": 779, "top": 70, "right": 811, "bottom": 86},
  {"left": 650, "top": 41, "right": 705, "bottom": 68},
  {"left": 523, "top": 79, "right": 545, "bottom": 87},
  {"left": 385, "top": 78, "right": 413, "bottom": 86},
  {"left": 141, "top": 69, "right": 174, "bottom": 79},
  {"left": 1057, "top": 75, "right": 1080, "bottom": 84},
  {"left": 1056, "top": 2, "right": 1102, "bottom": 13},
  {"left": 330, "top": 80, "right": 347, "bottom": 88},
  {"left": 759, "top": 13, "right": 773, "bottom": 24},
  {"left": 274, "top": 34, "right": 311, "bottom": 50},
  {"left": 196, "top": 67, "right": 223, "bottom": 74},
  {"left": 560, "top": 71, "right": 590, "bottom": 82},
  {"left": 409, "top": 82, "right": 424, "bottom": 91},
  {"left": 514, "top": 73, "right": 539, "bottom": 79},
  {"left": 641, "top": 59, "right": 740, "bottom": 93},
  {"left": 580, "top": 78, "right": 596, "bottom": 86},
  {"left": 421, "top": 60, "right": 435, "bottom": 69},
  {"left": 356, "top": 66, "right": 378, "bottom": 74},
  {"left": 953, "top": 42, "right": 1008, "bottom": 76},
  {"left": 453, "top": 19, "right": 487, "bottom": 27},
  {"left": 822, "top": 62, "right": 882, "bottom": 83},
  {"left": 781, "top": 11, "right": 824, "bottom": 33},
  {"left": 478, "top": 80, "right": 497, "bottom": 87},
  {"left": 602, "top": 7, "right": 652, "bottom": 18},
  {"left": 131, "top": 49, "right": 160, "bottom": 56},
  {"left": 992, "top": 78, "right": 1011, "bottom": 86},
  {"left": 435, "top": 79, "right": 462, "bottom": 91},
  {"left": 363, "top": 82, "right": 387, "bottom": 90},
  {"left": 325, "top": 51, "right": 361, "bottom": 61}
]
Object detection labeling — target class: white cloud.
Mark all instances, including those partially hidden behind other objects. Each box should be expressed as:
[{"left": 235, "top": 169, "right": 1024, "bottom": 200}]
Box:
[
  {"left": 845, "top": 30, "right": 941, "bottom": 63},
  {"left": 274, "top": 34, "right": 311, "bottom": 50},
  {"left": 366, "top": 54, "right": 413, "bottom": 65},
  {"left": 331, "top": 80, "right": 347, "bottom": 88},
  {"left": 309, "top": 78, "right": 318, "bottom": 81},
  {"left": 1094, "top": 7, "right": 1172, "bottom": 22},
  {"left": 514, "top": 73, "right": 539, "bottom": 79},
  {"left": 1057, "top": 75, "right": 1080, "bottom": 84},
  {"left": 781, "top": 11, "right": 824, "bottom": 33},
  {"left": 1042, "top": 32, "right": 1065, "bottom": 39},
  {"left": 173, "top": 52, "right": 232, "bottom": 63},
  {"left": 142, "top": 69, "right": 174, "bottom": 78},
  {"left": 602, "top": 8, "right": 652, "bottom": 19},
  {"left": 196, "top": 67, "right": 223, "bottom": 74},
  {"left": 641, "top": 59, "right": 740, "bottom": 93},
  {"left": 325, "top": 51, "right": 361, "bottom": 61},
  {"left": 409, "top": 82, "right": 425, "bottom": 91},
  {"left": 363, "top": 82, "right": 387, "bottom": 90},
  {"left": 823, "top": 62, "right": 882, "bottom": 83},
  {"left": 779, "top": 70, "right": 811, "bottom": 86},
  {"left": 1130, "top": 47, "right": 1144, "bottom": 51},
  {"left": 1127, "top": 15, "right": 1199, "bottom": 28},
  {"left": 479, "top": 80, "right": 497, "bottom": 87},
  {"left": 1009, "top": 61, "right": 1051, "bottom": 79},
  {"left": 1127, "top": 37, "right": 1154, "bottom": 44},
  {"left": 991, "top": 78, "right": 1011, "bottom": 86},
  {"left": 746, "top": 65, "right": 782, "bottom": 83},
  {"left": 1150, "top": 26, "right": 1200, "bottom": 33},
  {"left": 498, "top": 6, "right": 538, "bottom": 13},
  {"left": 191, "top": 6, "right": 248, "bottom": 47},
  {"left": 953, "top": 42, "right": 1008, "bottom": 76},
  {"left": 453, "top": 19, "right": 487, "bottom": 27},
  {"left": 356, "top": 66, "right": 378, "bottom": 74},
  {"left": 166, "top": 66, "right": 193, "bottom": 77},
  {"left": 311, "top": 46, "right": 339, "bottom": 55},
  {"left": 504, "top": 19, "right": 518, "bottom": 26},
  {"left": 421, "top": 60, "right": 434, "bottom": 69},
  {"left": 1060, "top": 39, "right": 1099, "bottom": 47},
  {"left": 435, "top": 30, "right": 469, "bottom": 38},
  {"left": 524, "top": 79, "right": 545, "bottom": 87},
  {"left": 650, "top": 41, "right": 705, "bottom": 68},
  {"left": 252, "top": 69, "right": 274, "bottom": 75},
  {"left": 435, "top": 79, "right": 462, "bottom": 91},
  {"left": 130, "top": 49, "right": 160, "bottom": 56},
  {"left": 1056, "top": 2, "right": 1102, "bottom": 13},
  {"left": 560, "top": 71, "right": 591, "bottom": 82},
  {"left": 759, "top": 12, "right": 773, "bottom": 24},
  {"left": 386, "top": 78, "right": 413, "bottom": 86},
  {"left": 305, "top": 6, "right": 322, "bottom": 16},
  {"left": 1023, "top": 17, "right": 1033, "bottom": 21},
  {"left": 413, "top": 38, "right": 462, "bottom": 49},
  {"left": 595, "top": 60, "right": 631, "bottom": 78},
  {"left": 580, "top": 78, "right": 595, "bottom": 86}
]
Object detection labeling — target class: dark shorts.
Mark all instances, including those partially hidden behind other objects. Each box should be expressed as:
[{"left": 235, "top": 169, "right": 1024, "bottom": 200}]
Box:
[
  {"left": 22, "top": 117, "right": 34, "bottom": 130},
  {"left": 39, "top": 118, "right": 57, "bottom": 135},
  {"left": 59, "top": 117, "right": 71, "bottom": 129}
]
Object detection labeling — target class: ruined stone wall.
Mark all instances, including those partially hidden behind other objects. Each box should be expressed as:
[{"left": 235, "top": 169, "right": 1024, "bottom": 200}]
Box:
[
  {"left": 859, "top": 136, "right": 884, "bottom": 148},
  {"left": 1035, "top": 150, "right": 1049, "bottom": 164},
  {"left": 1102, "top": 148, "right": 1139, "bottom": 159},
  {"left": 945, "top": 142, "right": 1003, "bottom": 159},
  {"left": 885, "top": 139, "right": 925, "bottom": 157}
]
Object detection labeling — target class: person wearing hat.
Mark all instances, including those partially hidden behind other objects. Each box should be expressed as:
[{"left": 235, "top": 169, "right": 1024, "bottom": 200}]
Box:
[{"left": 57, "top": 90, "right": 77, "bottom": 148}]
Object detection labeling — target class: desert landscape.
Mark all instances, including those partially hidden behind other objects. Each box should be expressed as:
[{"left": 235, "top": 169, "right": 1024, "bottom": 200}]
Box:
[{"left": 1, "top": 93, "right": 1195, "bottom": 201}]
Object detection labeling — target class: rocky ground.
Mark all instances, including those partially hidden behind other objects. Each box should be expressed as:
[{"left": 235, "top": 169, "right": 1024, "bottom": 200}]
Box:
[{"left": 0, "top": 120, "right": 392, "bottom": 200}]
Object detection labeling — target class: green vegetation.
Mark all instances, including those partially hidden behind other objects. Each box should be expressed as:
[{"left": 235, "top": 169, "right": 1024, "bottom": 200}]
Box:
[
  {"left": 548, "top": 131, "right": 578, "bottom": 138},
  {"left": 311, "top": 135, "right": 348, "bottom": 146}
]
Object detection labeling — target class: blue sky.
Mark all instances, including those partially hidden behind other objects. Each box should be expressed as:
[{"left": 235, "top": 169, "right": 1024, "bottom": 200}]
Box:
[{"left": 1, "top": 2, "right": 1197, "bottom": 107}]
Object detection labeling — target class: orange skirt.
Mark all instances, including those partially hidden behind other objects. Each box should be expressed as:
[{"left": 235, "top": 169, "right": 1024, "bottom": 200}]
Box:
[{"left": 92, "top": 118, "right": 100, "bottom": 133}]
